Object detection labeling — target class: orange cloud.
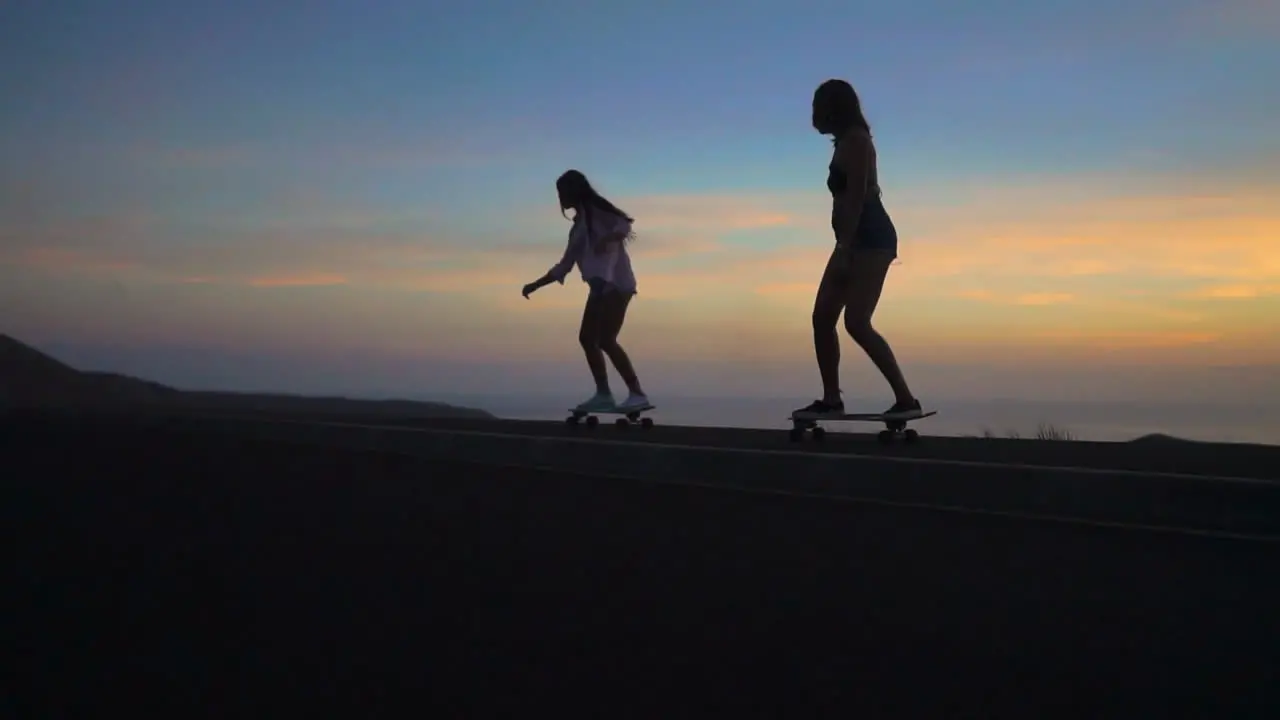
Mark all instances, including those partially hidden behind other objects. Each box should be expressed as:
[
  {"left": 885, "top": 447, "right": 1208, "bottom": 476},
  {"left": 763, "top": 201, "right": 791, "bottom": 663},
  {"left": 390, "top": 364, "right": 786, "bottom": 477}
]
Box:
[
  {"left": 647, "top": 184, "right": 1280, "bottom": 297},
  {"left": 17, "top": 175, "right": 1274, "bottom": 302},
  {"left": 1189, "top": 284, "right": 1280, "bottom": 299},
  {"left": 247, "top": 274, "right": 349, "bottom": 288},
  {"left": 947, "top": 290, "right": 1075, "bottom": 305},
  {"left": 1029, "top": 330, "right": 1222, "bottom": 350},
  {"left": 385, "top": 267, "right": 523, "bottom": 294},
  {"left": 753, "top": 282, "right": 814, "bottom": 297},
  {"left": 1015, "top": 293, "right": 1075, "bottom": 306},
  {"left": 630, "top": 235, "right": 729, "bottom": 262},
  {"left": 9, "top": 166, "right": 1280, "bottom": 369},
  {"left": 622, "top": 194, "right": 809, "bottom": 233}
]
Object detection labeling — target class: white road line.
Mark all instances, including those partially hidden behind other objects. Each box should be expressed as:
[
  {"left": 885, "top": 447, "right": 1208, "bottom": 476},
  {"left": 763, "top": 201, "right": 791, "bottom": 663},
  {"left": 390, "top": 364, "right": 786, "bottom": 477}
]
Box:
[
  {"left": 188, "top": 415, "right": 1280, "bottom": 543},
  {"left": 240, "top": 417, "right": 1280, "bottom": 486},
  {"left": 254, "top": 433, "right": 1280, "bottom": 545},
  {"left": 512, "top": 460, "right": 1280, "bottom": 545}
]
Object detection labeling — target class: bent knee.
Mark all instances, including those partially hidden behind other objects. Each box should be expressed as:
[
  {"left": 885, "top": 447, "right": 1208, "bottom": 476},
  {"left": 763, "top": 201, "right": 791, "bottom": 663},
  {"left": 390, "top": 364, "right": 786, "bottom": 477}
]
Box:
[
  {"left": 579, "top": 331, "right": 600, "bottom": 349},
  {"left": 598, "top": 337, "right": 622, "bottom": 354},
  {"left": 844, "top": 316, "right": 877, "bottom": 344}
]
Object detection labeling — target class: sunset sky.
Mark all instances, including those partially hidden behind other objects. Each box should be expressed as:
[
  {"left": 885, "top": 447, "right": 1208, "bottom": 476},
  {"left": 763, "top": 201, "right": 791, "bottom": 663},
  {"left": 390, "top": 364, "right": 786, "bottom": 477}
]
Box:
[{"left": 2, "top": 0, "right": 1278, "bottom": 405}]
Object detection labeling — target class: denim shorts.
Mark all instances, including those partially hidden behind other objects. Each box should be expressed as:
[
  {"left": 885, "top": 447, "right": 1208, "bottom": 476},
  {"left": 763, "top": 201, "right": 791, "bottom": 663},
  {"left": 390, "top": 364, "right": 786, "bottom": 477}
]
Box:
[{"left": 850, "top": 195, "right": 898, "bottom": 257}]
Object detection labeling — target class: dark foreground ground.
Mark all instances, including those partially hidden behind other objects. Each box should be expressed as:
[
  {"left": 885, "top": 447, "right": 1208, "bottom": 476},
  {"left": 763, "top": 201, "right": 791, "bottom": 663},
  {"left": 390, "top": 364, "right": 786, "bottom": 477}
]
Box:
[{"left": 6, "top": 417, "right": 1280, "bottom": 717}]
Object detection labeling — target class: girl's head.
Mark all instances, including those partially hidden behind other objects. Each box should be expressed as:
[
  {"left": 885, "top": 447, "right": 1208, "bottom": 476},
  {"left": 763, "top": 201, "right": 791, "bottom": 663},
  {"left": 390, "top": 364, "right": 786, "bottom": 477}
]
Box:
[
  {"left": 556, "top": 169, "right": 592, "bottom": 213},
  {"left": 556, "top": 169, "right": 634, "bottom": 223},
  {"left": 812, "top": 79, "right": 871, "bottom": 140}
]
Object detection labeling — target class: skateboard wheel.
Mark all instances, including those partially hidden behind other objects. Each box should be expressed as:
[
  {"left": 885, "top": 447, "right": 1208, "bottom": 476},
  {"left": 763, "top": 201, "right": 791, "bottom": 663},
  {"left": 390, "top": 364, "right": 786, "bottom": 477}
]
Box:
[
  {"left": 788, "top": 427, "right": 804, "bottom": 442},
  {"left": 811, "top": 426, "right": 827, "bottom": 442},
  {"left": 585, "top": 415, "right": 599, "bottom": 429},
  {"left": 640, "top": 417, "right": 654, "bottom": 430},
  {"left": 903, "top": 428, "right": 919, "bottom": 444},
  {"left": 615, "top": 417, "right": 629, "bottom": 428},
  {"left": 877, "top": 429, "right": 894, "bottom": 445}
]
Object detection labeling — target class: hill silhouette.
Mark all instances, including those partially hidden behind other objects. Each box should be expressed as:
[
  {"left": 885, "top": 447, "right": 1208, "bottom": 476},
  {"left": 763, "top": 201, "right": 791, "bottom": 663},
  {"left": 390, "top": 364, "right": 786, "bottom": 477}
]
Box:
[{"left": 0, "top": 334, "right": 494, "bottom": 420}]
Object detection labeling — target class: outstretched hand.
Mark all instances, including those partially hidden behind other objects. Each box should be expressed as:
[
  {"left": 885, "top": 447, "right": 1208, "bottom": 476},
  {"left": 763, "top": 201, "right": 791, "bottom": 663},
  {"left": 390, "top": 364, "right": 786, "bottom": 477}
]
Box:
[{"left": 521, "top": 282, "right": 538, "bottom": 299}]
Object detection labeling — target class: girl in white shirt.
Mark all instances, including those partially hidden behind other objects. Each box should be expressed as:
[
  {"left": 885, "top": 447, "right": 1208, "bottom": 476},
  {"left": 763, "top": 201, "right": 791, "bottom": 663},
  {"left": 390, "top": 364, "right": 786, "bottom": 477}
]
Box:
[{"left": 522, "top": 170, "right": 651, "bottom": 414}]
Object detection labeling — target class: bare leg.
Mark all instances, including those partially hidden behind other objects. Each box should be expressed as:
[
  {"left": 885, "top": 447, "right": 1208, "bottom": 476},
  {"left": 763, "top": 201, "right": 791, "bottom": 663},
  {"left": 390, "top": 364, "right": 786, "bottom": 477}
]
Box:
[
  {"left": 811, "top": 251, "right": 848, "bottom": 404},
  {"left": 601, "top": 346, "right": 643, "bottom": 395},
  {"left": 597, "top": 290, "right": 644, "bottom": 395},
  {"left": 843, "top": 249, "right": 914, "bottom": 404},
  {"left": 578, "top": 293, "right": 611, "bottom": 394}
]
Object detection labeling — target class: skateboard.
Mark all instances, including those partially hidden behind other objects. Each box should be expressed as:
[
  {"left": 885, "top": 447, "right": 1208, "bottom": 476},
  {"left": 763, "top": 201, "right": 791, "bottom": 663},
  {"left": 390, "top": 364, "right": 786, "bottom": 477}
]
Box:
[
  {"left": 566, "top": 404, "right": 656, "bottom": 430},
  {"left": 789, "top": 410, "right": 938, "bottom": 445}
]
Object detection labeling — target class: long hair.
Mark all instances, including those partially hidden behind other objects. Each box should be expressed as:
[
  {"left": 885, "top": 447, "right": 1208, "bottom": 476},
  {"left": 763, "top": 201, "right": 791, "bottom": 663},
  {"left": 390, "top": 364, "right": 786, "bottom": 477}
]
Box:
[
  {"left": 556, "top": 169, "right": 637, "bottom": 243},
  {"left": 814, "top": 79, "right": 871, "bottom": 145}
]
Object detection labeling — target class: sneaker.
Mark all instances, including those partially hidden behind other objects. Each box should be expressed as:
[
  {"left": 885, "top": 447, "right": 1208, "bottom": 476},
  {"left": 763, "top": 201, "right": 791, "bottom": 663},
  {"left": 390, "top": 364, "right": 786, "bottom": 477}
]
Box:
[
  {"left": 616, "top": 393, "right": 652, "bottom": 412},
  {"left": 575, "top": 391, "right": 616, "bottom": 413},
  {"left": 882, "top": 397, "right": 923, "bottom": 420},
  {"left": 792, "top": 398, "right": 845, "bottom": 418}
]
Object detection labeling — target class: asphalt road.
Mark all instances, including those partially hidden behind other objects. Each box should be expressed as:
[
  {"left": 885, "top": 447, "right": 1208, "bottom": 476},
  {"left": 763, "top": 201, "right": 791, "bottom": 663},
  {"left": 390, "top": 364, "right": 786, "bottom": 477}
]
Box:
[
  {"left": 290, "top": 415, "right": 1280, "bottom": 480},
  {"left": 6, "top": 416, "right": 1280, "bottom": 717}
]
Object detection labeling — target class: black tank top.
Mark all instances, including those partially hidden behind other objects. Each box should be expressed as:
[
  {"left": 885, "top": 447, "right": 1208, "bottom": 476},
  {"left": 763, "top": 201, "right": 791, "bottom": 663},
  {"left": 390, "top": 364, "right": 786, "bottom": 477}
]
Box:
[{"left": 827, "top": 132, "right": 881, "bottom": 200}]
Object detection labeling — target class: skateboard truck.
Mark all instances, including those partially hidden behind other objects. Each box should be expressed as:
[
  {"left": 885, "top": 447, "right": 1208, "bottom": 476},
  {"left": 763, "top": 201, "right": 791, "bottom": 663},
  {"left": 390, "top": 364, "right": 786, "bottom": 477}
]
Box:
[
  {"left": 789, "top": 411, "right": 937, "bottom": 445},
  {"left": 566, "top": 406, "right": 656, "bottom": 430}
]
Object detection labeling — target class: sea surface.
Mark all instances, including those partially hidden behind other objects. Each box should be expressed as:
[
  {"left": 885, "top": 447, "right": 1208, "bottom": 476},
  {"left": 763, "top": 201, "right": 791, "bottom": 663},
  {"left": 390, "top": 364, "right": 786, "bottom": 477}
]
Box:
[{"left": 428, "top": 393, "right": 1280, "bottom": 446}]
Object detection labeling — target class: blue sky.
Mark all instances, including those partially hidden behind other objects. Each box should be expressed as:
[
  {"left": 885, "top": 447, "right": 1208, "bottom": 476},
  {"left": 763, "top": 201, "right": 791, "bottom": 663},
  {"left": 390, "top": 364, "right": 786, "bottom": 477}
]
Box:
[
  {"left": 2, "top": 0, "right": 1278, "bottom": 404},
  {"left": 6, "top": 0, "right": 1275, "bottom": 192}
]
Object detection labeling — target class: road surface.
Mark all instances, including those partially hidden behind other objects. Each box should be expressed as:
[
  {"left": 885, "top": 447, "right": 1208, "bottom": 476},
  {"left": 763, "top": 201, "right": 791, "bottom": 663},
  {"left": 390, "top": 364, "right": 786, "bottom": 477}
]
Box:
[{"left": 5, "top": 414, "right": 1279, "bottom": 716}]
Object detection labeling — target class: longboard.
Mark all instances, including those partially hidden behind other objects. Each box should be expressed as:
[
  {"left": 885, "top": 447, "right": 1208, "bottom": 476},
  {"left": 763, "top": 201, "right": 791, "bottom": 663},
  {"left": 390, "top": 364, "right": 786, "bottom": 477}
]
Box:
[
  {"left": 566, "top": 404, "right": 656, "bottom": 430},
  {"left": 789, "top": 410, "right": 938, "bottom": 445}
]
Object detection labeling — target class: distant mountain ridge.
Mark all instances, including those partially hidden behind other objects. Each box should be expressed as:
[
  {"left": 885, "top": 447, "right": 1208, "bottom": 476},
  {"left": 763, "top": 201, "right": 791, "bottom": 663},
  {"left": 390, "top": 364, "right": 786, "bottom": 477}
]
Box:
[{"left": 0, "top": 334, "right": 495, "bottom": 420}]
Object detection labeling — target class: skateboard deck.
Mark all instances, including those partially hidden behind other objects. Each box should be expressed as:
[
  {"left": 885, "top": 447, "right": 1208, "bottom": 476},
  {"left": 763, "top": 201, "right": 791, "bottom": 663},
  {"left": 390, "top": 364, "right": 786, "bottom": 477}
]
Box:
[
  {"left": 789, "top": 410, "right": 937, "bottom": 445},
  {"left": 566, "top": 404, "right": 656, "bottom": 430}
]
